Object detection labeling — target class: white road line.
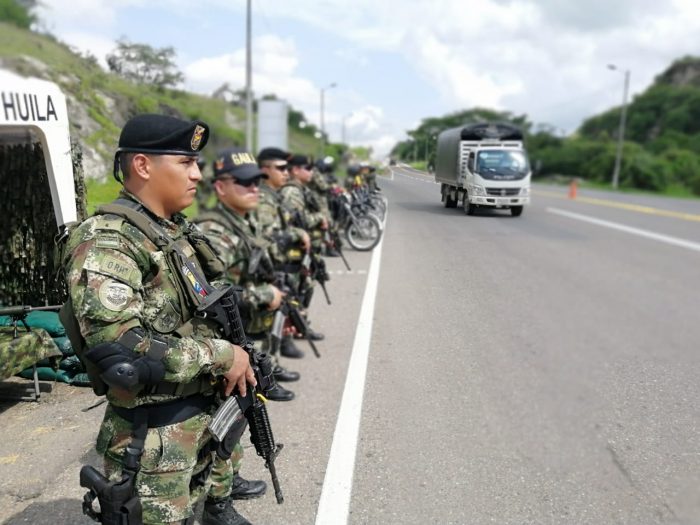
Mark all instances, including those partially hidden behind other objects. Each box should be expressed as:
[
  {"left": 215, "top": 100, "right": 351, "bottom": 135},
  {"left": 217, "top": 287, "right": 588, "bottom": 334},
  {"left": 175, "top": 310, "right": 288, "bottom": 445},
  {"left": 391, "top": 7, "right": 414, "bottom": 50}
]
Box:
[
  {"left": 315, "top": 214, "right": 387, "bottom": 525},
  {"left": 393, "top": 169, "right": 439, "bottom": 184},
  {"left": 548, "top": 207, "right": 700, "bottom": 253}
]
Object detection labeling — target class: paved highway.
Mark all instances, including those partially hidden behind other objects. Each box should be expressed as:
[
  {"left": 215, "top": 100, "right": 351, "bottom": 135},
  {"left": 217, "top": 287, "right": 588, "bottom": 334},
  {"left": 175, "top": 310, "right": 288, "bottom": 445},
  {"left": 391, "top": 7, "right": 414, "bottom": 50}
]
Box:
[
  {"left": 343, "top": 167, "right": 700, "bottom": 525},
  {"left": 1, "top": 166, "right": 698, "bottom": 525}
]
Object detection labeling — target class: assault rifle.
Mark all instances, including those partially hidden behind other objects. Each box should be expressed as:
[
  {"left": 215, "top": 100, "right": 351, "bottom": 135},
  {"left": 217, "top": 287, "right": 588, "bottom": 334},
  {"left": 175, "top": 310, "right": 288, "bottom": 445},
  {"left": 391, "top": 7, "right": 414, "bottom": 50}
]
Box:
[
  {"left": 271, "top": 273, "right": 321, "bottom": 359},
  {"left": 0, "top": 305, "right": 62, "bottom": 337},
  {"left": 324, "top": 229, "right": 351, "bottom": 271},
  {"left": 303, "top": 253, "right": 331, "bottom": 305},
  {"left": 198, "top": 285, "right": 285, "bottom": 504}
]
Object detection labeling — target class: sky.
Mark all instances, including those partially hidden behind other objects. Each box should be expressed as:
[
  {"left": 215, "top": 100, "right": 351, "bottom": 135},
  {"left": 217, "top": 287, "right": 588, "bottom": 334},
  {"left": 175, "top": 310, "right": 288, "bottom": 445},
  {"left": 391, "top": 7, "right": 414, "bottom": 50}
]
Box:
[{"left": 34, "top": 0, "right": 700, "bottom": 158}]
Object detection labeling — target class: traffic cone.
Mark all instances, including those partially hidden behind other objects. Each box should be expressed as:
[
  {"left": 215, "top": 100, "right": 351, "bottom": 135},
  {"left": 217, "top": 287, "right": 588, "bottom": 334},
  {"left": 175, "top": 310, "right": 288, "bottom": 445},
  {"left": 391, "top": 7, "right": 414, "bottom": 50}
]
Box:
[{"left": 568, "top": 179, "right": 577, "bottom": 199}]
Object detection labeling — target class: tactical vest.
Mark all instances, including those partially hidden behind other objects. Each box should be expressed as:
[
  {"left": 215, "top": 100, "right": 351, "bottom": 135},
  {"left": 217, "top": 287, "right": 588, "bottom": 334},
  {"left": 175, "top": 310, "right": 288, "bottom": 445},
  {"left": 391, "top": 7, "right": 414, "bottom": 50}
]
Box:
[
  {"left": 194, "top": 208, "right": 276, "bottom": 335},
  {"left": 61, "top": 198, "right": 225, "bottom": 396},
  {"left": 256, "top": 185, "right": 304, "bottom": 264}
]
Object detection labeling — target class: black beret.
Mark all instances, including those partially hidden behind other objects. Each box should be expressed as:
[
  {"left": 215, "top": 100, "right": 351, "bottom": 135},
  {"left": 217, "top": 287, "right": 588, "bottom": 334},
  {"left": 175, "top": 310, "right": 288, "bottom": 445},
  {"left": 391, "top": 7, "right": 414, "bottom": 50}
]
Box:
[
  {"left": 213, "top": 147, "right": 267, "bottom": 181},
  {"left": 257, "top": 147, "right": 290, "bottom": 164},
  {"left": 288, "top": 154, "right": 312, "bottom": 168},
  {"left": 118, "top": 114, "right": 209, "bottom": 156}
]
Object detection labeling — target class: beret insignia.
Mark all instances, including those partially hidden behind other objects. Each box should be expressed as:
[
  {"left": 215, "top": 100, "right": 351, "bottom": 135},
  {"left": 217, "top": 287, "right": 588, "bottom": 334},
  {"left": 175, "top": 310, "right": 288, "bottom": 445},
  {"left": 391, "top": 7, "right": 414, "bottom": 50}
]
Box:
[{"left": 191, "top": 125, "right": 206, "bottom": 151}]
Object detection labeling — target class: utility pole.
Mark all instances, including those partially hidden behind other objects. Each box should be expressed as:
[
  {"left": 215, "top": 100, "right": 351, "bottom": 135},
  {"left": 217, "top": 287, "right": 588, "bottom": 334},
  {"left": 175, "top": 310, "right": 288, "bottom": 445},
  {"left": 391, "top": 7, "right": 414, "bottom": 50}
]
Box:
[
  {"left": 608, "top": 64, "right": 630, "bottom": 190},
  {"left": 245, "top": 0, "right": 253, "bottom": 151},
  {"left": 320, "top": 82, "right": 336, "bottom": 158}
]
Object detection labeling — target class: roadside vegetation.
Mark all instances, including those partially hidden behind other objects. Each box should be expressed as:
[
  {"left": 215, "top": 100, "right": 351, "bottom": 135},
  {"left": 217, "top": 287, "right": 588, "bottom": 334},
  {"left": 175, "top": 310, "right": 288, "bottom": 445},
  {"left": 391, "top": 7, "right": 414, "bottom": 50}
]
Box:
[{"left": 392, "top": 57, "right": 700, "bottom": 198}]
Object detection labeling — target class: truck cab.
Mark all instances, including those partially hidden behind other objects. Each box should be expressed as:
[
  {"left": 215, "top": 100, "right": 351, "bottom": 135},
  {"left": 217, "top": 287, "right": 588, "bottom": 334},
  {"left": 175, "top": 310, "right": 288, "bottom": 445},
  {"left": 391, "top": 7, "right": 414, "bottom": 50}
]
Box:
[{"left": 435, "top": 123, "right": 531, "bottom": 216}]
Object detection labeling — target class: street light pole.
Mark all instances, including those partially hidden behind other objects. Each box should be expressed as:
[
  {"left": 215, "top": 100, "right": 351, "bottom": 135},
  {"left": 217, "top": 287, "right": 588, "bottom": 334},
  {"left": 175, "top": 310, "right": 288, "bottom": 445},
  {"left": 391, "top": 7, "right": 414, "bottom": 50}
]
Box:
[
  {"left": 341, "top": 112, "right": 353, "bottom": 144},
  {"left": 245, "top": 0, "right": 253, "bottom": 151},
  {"left": 320, "top": 82, "right": 337, "bottom": 158},
  {"left": 608, "top": 64, "right": 630, "bottom": 190}
]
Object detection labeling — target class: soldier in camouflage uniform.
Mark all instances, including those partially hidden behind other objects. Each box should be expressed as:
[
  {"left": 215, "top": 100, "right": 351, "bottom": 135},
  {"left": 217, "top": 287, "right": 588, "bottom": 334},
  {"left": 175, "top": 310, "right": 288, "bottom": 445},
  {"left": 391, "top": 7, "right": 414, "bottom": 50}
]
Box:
[
  {"left": 279, "top": 156, "right": 330, "bottom": 330},
  {"left": 194, "top": 148, "right": 298, "bottom": 398},
  {"left": 195, "top": 157, "right": 215, "bottom": 211},
  {"left": 255, "top": 148, "right": 312, "bottom": 358},
  {"left": 280, "top": 155, "right": 328, "bottom": 254},
  {"left": 194, "top": 148, "right": 298, "bottom": 514},
  {"left": 63, "top": 115, "right": 256, "bottom": 525}
]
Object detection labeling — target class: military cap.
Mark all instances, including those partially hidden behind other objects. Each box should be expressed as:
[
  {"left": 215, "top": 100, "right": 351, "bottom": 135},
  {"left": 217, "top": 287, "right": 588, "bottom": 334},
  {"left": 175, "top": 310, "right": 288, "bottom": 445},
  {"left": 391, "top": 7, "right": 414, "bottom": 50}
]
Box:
[
  {"left": 257, "top": 147, "right": 290, "bottom": 164},
  {"left": 117, "top": 114, "right": 209, "bottom": 156},
  {"left": 288, "top": 154, "right": 312, "bottom": 169},
  {"left": 213, "top": 147, "right": 267, "bottom": 181}
]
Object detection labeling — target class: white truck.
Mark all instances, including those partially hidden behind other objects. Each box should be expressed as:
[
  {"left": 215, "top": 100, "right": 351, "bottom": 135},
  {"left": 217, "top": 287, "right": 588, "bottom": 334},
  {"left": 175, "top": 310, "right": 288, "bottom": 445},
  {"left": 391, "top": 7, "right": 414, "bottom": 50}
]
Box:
[{"left": 435, "top": 123, "right": 531, "bottom": 216}]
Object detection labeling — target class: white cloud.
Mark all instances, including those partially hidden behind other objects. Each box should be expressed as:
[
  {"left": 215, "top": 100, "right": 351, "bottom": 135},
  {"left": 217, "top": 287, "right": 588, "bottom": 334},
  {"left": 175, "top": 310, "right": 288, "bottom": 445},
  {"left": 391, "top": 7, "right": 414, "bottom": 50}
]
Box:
[
  {"left": 244, "top": 0, "right": 700, "bottom": 133},
  {"left": 36, "top": 0, "right": 143, "bottom": 32},
  {"left": 334, "top": 48, "right": 369, "bottom": 68},
  {"left": 184, "top": 34, "right": 318, "bottom": 107}
]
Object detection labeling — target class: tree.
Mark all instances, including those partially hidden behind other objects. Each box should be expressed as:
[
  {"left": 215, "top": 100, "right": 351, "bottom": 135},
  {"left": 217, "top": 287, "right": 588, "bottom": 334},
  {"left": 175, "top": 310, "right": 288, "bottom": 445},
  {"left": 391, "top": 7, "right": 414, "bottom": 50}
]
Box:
[
  {"left": 0, "top": 0, "right": 36, "bottom": 28},
  {"left": 106, "top": 38, "right": 184, "bottom": 89}
]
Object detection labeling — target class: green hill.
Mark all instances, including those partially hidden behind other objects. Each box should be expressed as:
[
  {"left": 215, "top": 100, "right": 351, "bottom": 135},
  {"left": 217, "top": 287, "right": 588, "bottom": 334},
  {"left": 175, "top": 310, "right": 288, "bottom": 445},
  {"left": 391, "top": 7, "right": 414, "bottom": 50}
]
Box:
[{"left": 0, "top": 21, "right": 328, "bottom": 210}]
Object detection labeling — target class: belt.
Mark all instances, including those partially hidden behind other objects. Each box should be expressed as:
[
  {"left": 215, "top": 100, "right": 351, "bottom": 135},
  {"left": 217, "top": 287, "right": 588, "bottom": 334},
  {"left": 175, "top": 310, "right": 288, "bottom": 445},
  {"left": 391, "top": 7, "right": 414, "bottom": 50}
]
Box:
[
  {"left": 111, "top": 393, "right": 215, "bottom": 428},
  {"left": 147, "top": 375, "right": 216, "bottom": 397}
]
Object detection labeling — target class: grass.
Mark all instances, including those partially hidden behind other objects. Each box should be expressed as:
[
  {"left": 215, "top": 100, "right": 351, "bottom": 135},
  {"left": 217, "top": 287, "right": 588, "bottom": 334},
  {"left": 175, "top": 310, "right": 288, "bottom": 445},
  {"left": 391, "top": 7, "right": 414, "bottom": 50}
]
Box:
[
  {"left": 536, "top": 175, "right": 700, "bottom": 200},
  {"left": 408, "top": 161, "right": 428, "bottom": 171}
]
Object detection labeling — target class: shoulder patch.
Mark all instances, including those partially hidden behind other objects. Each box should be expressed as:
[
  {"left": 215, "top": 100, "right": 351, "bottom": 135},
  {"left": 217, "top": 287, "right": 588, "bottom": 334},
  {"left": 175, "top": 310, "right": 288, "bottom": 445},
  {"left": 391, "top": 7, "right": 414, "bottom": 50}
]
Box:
[
  {"left": 83, "top": 251, "right": 142, "bottom": 288},
  {"left": 98, "top": 280, "right": 134, "bottom": 312},
  {"left": 93, "top": 215, "right": 126, "bottom": 233},
  {"left": 96, "top": 234, "right": 121, "bottom": 249}
]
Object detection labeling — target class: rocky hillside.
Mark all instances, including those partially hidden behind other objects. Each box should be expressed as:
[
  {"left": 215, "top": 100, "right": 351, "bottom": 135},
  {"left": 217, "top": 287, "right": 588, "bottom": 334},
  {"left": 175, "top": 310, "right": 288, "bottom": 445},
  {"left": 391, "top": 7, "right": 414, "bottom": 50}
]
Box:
[{"left": 0, "top": 22, "right": 319, "bottom": 182}]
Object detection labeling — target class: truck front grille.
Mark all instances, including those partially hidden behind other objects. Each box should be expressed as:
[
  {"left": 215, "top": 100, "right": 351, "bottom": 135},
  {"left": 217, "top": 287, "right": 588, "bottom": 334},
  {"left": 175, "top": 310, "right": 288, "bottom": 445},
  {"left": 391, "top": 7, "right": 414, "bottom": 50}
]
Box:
[{"left": 486, "top": 188, "right": 520, "bottom": 196}]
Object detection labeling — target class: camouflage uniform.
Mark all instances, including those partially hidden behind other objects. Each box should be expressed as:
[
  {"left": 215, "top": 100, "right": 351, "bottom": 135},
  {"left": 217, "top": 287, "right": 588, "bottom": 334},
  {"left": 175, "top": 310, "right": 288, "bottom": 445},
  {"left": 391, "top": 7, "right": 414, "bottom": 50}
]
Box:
[
  {"left": 64, "top": 191, "right": 237, "bottom": 524},
  {"left": 0, "top": 327, "right": 61, "bottom": 379},
  {"left": 256, "top": 183, "right": 307, "bottom": 268},
  {"left": 195, "top": 204, "right": 277, "bottom": 352},
  {"left": 279, "top": 180, "right": 326, "bottom": 252},
  {"left": 308, "top": 169, "right": 331, "bottom": 218}
]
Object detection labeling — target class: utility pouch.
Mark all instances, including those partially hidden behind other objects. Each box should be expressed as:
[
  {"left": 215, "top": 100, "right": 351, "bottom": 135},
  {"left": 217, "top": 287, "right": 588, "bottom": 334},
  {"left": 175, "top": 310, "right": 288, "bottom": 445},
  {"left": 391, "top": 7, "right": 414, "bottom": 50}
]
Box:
[
  {"left": 81, "top": 408, "right": 148, "bottom": 524},
  {"left": 187, "top": 227, "right": 225, "bottom": 278}
]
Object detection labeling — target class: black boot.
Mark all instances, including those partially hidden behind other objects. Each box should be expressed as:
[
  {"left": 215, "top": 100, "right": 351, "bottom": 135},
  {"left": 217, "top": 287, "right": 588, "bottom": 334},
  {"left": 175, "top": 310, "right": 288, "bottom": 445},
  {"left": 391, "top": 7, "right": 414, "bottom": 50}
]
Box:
[
  {"left": 202, "top": 497, "right": 251, "bottom": 525},
  {"left": 265, "top": 383, "right": 295, "bottom": 401},
  {"left": 307, "top": 328, "right": 325, "bottom": 341},
  {"left": 230, "top": 473, "right": 267, "bottom": 500},
  {"left": 273, "top": 365, "right": 300, "bottom": 382},
  {"left": 280, "top": 337, "right": 304, "bottom": 358},
  {"left": 294, "top": 328, "right": 325, "bottom": 341}
]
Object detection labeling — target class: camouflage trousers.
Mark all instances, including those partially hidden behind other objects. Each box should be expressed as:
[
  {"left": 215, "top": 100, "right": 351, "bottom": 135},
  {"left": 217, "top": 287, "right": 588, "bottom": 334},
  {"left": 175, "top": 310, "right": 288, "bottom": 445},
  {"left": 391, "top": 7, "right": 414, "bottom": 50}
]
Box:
[{"left": 97, "top": 404, "right": 237, "bottom": 524}]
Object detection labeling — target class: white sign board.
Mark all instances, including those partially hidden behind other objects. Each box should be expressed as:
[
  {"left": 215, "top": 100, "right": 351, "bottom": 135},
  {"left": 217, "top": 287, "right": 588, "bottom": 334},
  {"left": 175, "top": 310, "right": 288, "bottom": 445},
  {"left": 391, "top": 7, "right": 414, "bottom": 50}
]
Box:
[
  {"left": 0, "top": 68, "right": 77, "bottom": 227},
  {"left": 257, "top": 99, "right": 288, "bottom": 151}
]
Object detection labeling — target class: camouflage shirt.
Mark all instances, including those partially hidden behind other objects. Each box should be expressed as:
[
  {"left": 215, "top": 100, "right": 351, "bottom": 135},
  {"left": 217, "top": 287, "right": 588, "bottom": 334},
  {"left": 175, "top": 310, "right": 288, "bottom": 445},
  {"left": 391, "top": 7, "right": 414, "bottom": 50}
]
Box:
[
  {"left": 63, "top": 191, "right": 236, "bottom": 408},
  {"left": 279, "top": 180, "right": 325, "bottom": 231},
  {"left": 308, "top": 169, "right": 331, "bottom": 216},
  {"left": 256, "top": 183, "right": 307, "bottom": 265},
  {"left": 194, "top": 204, "right": 276, "bottom": 335}
]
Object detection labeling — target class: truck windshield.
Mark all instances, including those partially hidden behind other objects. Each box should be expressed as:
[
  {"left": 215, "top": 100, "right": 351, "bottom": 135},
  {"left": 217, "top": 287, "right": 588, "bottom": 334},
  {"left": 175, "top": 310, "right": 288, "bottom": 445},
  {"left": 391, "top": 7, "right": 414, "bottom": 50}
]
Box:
[{"left": 476, "top": 150, "right": 530, "bottom": 180}]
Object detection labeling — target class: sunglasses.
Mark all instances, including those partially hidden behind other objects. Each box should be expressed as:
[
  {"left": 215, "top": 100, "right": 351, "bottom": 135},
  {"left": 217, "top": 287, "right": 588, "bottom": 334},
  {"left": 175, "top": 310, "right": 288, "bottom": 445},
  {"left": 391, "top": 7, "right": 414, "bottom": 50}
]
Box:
[
  {"left": 234, "top": 177, "right": 261, "bottom": 188},
  {"left": 269, "top": 164, "right": 288, "bottom": 171}
]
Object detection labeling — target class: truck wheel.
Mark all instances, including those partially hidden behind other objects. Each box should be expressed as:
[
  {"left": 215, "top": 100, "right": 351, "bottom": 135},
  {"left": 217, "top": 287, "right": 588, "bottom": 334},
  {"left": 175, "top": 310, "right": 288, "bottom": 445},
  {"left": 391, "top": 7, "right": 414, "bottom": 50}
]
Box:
[
  {"left": 444, "top": 193, "right": 457, "bottom": 208},
  {"left": 463, "top": 193, "right": 475, "bottom": 216},
  {"left": 511, "top": 206, "right": 523, "bottom": 217}
]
